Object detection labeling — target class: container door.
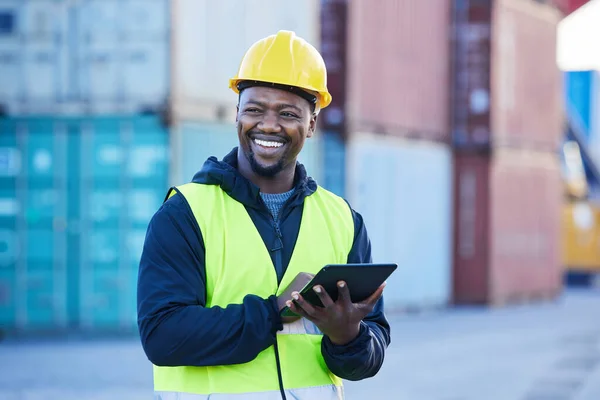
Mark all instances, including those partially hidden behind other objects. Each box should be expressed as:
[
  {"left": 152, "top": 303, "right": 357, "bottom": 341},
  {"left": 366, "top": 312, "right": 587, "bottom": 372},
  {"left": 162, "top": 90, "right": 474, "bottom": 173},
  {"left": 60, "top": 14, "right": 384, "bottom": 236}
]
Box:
[
  {"left": 0, "top": 118, "right": 69, "bottom": 331},
  {"left": 78, "top": 116, "right": 168, "bottom": 332}
]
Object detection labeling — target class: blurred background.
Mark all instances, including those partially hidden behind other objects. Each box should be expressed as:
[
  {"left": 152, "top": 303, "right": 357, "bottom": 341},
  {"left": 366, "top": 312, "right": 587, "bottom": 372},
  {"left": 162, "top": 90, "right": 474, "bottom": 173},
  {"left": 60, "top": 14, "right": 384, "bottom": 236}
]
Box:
[{"left": 1, "top": 0, "right": 600, "bottom": 399}]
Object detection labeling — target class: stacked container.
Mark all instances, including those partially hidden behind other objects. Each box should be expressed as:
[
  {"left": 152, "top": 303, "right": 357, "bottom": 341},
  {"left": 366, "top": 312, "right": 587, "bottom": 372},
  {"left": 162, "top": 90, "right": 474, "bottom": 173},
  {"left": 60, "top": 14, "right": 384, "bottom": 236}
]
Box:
[
  {"left": 0, "top": 0, "right": 170, "bottom": 334},
  {"left": 326, "top": 0, "right": 455, "bottom": 311},
  {"left": 450, "top": 0, "right": 564, "bottom": 305}
]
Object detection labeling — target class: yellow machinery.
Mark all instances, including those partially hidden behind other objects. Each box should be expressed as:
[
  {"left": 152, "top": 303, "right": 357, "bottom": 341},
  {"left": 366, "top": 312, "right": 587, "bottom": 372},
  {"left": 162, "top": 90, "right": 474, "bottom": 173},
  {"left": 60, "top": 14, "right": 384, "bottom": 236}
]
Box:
[{"left": 561, "top": 140, "right": 600, "bottom": 275}]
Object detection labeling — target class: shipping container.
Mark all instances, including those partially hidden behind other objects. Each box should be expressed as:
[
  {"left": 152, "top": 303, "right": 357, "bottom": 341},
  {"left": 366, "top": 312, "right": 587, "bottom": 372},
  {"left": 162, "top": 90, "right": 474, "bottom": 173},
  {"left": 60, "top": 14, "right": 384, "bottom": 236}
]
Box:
[
  {"left": 450, "top": 0, "right": 493, "bottom": 150},
  {"left": 347, "top": 133, "right": 453, "bottom": 310},
  {"left": 0, "top": 115, "right": 169, "bottom": 334},
  {"left": 346, "top": 0, "right": 451, "bottom": 142},
  {"left": 564, "top": 70, "right": 600, "bottom": 166},
  {"left": 170, "top": 0, "right": 320, "bottom": 122},
  {"left": 0, "top": 117, "right": 70, "bottom": 331},
  {"left": 319, "top": 0, "right": 348, "bottom": 143},
  {"left": 0, "top": 0, "right": 169, "bottom": 116},
  {"left": 453, "top": 149, "right": 563, "bottom": 305},
  {"left": 564, "top": 70, "right": 598, "bottom": 139},
  {"left": 169, "top": 120, "right": 325, "bottom": 188},
  {"left": 490, "top": 0, "right": 564, "bottom": 151},
  {"left": 321, "top": 131, "right": 346, "bottom": 197},
  {"left": 451, "top": 0, "right": 563, "bottom": 152}
]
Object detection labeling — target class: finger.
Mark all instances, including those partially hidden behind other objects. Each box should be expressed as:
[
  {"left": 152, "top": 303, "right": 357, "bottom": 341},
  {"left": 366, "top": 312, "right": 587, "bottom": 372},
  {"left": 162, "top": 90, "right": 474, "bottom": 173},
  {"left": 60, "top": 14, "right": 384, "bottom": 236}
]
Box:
[
  {"left": 287, "top": 300, "right": 309, "bottom": 319},
  {"left": 313, "top": 285, "right": 334, "bottom": 308},
  {"left": 290, "top": 291, "right": 318, "bottom": 316},
  {"left": 361, "top": 282, "right": 386, "bottom": 306},
  {"left": 336, "top": 281, "right": 352, "bottom": 305}
]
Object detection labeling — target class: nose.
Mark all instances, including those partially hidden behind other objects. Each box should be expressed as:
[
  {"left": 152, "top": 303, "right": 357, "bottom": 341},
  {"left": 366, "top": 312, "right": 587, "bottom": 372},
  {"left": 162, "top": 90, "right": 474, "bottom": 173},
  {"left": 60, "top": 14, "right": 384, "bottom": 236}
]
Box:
[{"left": 257, "top": 112, "right": 282, "bottom": 133}]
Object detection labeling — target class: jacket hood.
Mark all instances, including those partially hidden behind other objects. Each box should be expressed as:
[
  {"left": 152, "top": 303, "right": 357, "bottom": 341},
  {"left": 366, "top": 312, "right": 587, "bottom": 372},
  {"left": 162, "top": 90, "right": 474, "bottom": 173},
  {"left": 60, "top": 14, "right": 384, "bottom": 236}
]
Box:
[{"left": 191, "top": 147, "right": 317, "bottom": 209}]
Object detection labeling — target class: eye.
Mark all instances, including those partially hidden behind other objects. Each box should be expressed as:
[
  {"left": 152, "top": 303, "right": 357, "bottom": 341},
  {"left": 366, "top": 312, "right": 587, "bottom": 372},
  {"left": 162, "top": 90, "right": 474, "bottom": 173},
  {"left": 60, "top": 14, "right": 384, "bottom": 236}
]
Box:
[
  {"left": 281, "top": 111, "right": 299, "bottom": 118},
  {"left": 245, "top": 108, "right": 261, "bottom": 113}
]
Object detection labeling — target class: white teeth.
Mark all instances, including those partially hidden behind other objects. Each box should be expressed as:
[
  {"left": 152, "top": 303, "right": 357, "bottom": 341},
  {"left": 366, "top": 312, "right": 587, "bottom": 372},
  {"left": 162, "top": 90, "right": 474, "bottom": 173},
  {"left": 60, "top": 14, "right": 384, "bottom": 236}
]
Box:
[{"left": 254, "top": 139, "right": 283, "bottom": 148}]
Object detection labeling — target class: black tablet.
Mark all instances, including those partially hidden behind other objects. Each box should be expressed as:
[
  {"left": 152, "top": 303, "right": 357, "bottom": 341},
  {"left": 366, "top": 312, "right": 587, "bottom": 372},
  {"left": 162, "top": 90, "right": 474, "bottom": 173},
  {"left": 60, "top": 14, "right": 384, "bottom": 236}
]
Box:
[{"left": 280, "top": 263, "right": 397, "bottom": 317}]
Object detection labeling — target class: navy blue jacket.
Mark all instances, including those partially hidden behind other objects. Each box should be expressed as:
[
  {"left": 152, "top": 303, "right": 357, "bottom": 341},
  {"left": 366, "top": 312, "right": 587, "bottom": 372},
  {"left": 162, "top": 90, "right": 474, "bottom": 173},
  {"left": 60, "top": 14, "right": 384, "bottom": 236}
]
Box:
[{"left": 137, "top": 147, "right": 391, "bottom": 381}]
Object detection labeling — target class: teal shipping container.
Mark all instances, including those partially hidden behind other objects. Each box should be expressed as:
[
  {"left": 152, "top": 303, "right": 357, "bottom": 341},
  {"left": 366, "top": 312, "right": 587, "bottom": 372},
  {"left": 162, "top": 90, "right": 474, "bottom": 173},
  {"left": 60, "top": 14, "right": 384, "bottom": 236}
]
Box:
[{"left": 0, "top": 116, "right": 169, "bottom": 335}]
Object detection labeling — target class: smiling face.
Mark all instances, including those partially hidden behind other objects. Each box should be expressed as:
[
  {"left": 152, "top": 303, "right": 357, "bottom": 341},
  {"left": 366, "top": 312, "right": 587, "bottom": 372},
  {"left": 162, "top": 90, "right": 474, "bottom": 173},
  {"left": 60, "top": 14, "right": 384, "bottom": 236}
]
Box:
[{"left": 236, "top": 86, "right": 317, "bottom": 179}]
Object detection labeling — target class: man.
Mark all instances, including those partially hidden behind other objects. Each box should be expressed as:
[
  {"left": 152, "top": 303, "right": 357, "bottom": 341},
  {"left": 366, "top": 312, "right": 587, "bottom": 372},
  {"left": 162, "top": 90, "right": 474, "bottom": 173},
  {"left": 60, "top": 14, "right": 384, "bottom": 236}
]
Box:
[{"left": 137, "top": 30, "right": 390, "bottom": 400}]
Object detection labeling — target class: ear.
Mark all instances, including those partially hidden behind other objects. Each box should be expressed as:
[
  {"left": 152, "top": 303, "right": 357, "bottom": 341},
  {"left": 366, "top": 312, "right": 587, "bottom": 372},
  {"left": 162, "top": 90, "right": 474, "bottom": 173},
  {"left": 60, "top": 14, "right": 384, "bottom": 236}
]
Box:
[
  {"left": 235, "top": 104, "right": 239, "bottom": 123},
  {"left": 307, "top": 112, "right": 318, "bottom": 138}
]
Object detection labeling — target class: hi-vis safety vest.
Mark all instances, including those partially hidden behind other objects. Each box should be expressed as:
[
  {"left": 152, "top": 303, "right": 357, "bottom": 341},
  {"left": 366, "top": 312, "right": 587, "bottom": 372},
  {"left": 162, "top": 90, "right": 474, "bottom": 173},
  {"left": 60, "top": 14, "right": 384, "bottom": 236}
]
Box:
[{"left": 153, "top": 183, "right": 355, "bottom": 400}]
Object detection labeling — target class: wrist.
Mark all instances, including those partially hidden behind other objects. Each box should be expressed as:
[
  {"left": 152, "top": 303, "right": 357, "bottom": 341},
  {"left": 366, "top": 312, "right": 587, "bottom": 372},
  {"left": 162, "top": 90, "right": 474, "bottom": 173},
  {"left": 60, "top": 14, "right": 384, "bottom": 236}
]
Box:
[{"left": 328, "top": 323, "right": 361, "bottom": 346}]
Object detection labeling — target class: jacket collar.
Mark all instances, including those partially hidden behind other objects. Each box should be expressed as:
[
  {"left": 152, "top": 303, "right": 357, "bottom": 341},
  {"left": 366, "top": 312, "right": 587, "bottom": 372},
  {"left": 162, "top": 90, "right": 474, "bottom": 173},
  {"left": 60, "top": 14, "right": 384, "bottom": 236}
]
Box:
[{"left": 191, "top": 147, "right": 317, "bottom": 209}]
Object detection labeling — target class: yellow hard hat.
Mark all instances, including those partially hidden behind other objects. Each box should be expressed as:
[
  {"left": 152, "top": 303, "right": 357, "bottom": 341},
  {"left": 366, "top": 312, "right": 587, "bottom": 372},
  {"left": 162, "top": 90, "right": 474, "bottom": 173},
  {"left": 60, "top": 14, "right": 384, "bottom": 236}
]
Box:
[{"left": 229, "top": 30, "right": 332, "bottom": 109}]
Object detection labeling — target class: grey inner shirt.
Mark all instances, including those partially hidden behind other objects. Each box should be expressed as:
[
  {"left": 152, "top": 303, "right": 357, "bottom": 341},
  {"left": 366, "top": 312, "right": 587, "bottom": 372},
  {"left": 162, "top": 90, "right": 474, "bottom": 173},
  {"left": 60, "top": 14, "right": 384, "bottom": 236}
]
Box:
[{"left": 259, "top": 188, "right": 296, "bottom": 223}]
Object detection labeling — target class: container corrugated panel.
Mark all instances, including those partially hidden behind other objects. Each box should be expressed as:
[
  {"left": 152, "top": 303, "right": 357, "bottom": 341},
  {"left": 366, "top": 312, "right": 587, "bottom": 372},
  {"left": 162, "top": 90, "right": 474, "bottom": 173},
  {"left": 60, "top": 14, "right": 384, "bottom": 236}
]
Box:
[
  {"left": 171, "top": 120, "right": 324, "bottom": 188},
  {"left": 346, "top": 0, "right": 451, "bottom": 142},
  {"left": 78, "top": 116, "right": 168, "bottom": 331},
  {"left": 347, "top": 133, "right": 452, "bottom": 310},
  {"left": 491, "top": 0, "right": 564, "bottom": 151},
  {"left": 0, "top": 117, "right": 70, "bottom": 331},
  {"left": 0, "top": 116, "right": 168, "bottom": 334},
  {"left": 321, "top": 132, "right": 346, "bottom": 197},
  {"left": 0, "top": 1, "right": 69, "bottom": 113},
  {"left": 450, "top": 0, "right": 493, "bottom": 150},
  {"left": 0, "top": 0, "right": 169, "bottom": 116},
  {"left": 452, "top": 154, "right": 490, "bottom": 303},
  {"left": 453, "top": 150, "right": 563, "bottom": 305},
  {"left": 170, "top": 0, "right": 320, "bottom": 121},
  {"left": 489, "top": 148, "right": 563, "bottom": 302},
  {"left": 76, "top": 0, "right": 169, "bottom": 114},
  {"left": 0, "top": 122, "right": 20, "bottom": 329}
]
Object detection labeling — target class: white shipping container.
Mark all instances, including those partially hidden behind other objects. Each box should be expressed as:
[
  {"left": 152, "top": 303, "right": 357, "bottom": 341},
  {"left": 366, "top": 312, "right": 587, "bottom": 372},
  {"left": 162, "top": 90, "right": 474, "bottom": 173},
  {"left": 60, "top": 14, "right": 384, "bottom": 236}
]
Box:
[
  {"left": 0, "top": 0, "right": 69, "bottom": 109},
  {"left": 347, "top": 133, "right": 453, "bottom": 310},
  {"left": 76, "top": 0, "right": 169, "bottom": 110},
  {"left": 170, "top": 0, "right": 320, "bottom": 121},
  {"left": 0, "top": 0, "right": 169, "bottom": 115},
  {"left": 170, "top": 120, "right": 324, "bottom": 188}
]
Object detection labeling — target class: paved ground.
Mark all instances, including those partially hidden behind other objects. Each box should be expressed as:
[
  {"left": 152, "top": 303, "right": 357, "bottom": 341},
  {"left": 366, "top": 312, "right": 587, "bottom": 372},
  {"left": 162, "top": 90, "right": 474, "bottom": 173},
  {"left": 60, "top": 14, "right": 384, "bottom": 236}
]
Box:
[{"left": 1, "top": 289, "right": 599, "bottom": 400}]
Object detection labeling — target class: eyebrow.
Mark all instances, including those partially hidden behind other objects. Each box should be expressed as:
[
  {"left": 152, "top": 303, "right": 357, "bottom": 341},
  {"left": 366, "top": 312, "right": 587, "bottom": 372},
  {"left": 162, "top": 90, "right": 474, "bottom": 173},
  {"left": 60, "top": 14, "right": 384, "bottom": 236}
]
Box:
[{"left": 244, "top": 100, "right": 303, "bottom": 113}]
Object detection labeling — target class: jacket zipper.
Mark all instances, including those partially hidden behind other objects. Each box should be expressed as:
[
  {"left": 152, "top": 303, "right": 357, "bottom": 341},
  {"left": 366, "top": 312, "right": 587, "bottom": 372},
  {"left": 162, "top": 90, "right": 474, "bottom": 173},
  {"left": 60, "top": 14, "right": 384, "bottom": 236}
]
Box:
[
  {"left": 259, "top": 199, "right": 287, "bottom": 399},
  {"left": 271, "top": 218, "right": 286, "bottom": 399}
]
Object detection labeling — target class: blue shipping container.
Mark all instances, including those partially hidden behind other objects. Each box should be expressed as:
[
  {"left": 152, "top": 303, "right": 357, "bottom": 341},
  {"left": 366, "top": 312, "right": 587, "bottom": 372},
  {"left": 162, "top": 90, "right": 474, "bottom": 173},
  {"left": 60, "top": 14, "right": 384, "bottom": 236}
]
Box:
[
  {"left": 321, "top": 131, "right": 346, "bottom": 198},
  {"left": 0, "top": 116, "right": 169, "bottom": 334},
  {"left": 564, "top": 70, "right": 600, "bottom": 142}
]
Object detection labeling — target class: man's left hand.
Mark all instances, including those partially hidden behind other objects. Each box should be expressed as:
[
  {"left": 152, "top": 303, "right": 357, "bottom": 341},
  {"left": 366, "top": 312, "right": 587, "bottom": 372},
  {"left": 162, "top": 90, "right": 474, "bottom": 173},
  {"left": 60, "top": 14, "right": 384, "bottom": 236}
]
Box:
[{"left": 286, "top": 281, "right": 386, "bottom": 345}]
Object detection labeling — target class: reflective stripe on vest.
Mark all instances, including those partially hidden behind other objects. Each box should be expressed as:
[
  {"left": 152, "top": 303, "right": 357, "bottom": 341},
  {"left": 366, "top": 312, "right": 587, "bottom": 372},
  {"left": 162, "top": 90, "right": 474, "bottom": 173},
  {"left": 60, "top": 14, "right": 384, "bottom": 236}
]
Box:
[
  {"left": 155, "top": 384, "right": 343, "bottom": 400},
  {"left": 153, "top": 183, "right": 354, "bottom": 399}
]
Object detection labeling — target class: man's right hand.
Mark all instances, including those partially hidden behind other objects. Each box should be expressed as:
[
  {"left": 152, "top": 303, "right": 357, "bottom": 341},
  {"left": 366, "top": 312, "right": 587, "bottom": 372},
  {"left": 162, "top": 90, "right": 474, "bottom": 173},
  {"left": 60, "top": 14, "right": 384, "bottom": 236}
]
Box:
[{"left": 276, "top": 272, "right": 314, "bottom": 323}]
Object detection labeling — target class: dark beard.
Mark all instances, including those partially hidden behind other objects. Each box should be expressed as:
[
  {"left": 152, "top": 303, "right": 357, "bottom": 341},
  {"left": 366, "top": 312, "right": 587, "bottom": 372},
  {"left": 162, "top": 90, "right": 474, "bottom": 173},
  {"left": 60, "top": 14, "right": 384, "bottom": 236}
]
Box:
[{"left": 247, "top": 150, "right": 286, "bottom": 177}]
